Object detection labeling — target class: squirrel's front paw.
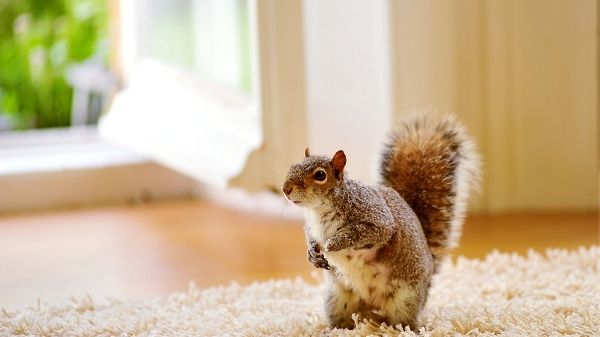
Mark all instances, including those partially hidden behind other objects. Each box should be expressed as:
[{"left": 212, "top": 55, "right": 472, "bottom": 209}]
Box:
[{"left": 308, "top": 244, "right": 330, "bottom": 270}]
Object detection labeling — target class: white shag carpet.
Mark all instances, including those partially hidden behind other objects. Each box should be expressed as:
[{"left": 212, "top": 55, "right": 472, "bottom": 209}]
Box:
[{"left": 1, "top": 247, "right": 598, "bottom": 337}]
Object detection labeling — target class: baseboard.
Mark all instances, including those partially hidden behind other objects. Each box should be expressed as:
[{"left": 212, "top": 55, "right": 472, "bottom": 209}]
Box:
[{"left": 0, "top": 127, "right": 197, "bottom": 213}]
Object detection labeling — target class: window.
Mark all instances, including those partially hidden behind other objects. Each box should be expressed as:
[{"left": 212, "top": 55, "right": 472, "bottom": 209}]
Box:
[
  {"left": 137, "top": 0, "right": 252, "bottom": 93},
  {"left": 0, "top": 0, "right": 111, "bottom": 130},
  {"left": 100, "top": 0, "right": 306, "bottom": 186}
]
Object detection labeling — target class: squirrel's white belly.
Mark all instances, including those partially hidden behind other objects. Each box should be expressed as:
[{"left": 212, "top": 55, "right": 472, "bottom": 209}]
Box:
[
  {"left": 305, "top": 208, "right": 406, "bottom": 307},
  {"left": 326, "top": 249, "right": 394, "bottom": 306}
]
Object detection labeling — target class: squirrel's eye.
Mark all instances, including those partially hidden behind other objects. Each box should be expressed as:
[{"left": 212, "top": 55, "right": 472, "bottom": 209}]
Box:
[{"left": 313, "top": 170, "right": 326, "bottom": 181}]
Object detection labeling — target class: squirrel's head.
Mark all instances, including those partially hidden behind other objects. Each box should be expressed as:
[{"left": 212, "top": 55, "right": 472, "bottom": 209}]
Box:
[{"left": 282, "top": 148, "right": 347, "bottom": 207}]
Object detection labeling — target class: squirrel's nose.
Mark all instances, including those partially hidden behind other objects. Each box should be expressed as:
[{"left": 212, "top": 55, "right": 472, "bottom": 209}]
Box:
[{"left": 282, "top": 183, "right": 292, "bottom": 196}]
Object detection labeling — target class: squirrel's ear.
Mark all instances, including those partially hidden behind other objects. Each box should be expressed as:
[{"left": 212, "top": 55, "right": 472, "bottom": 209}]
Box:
[
  {"left": 304, "top": 147, "right": 310, "bottom": 157},
  {"left": 331, "top": 150, "right": 346, "bottom": 178}
]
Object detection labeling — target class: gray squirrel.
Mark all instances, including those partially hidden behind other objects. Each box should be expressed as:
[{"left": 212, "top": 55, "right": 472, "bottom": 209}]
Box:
[{"left": 282, "top": 114, "right": 480, "bottom": 330}]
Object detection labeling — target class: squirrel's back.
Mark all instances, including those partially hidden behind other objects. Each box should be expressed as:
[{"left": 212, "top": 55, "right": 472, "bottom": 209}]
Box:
[{"left": 380, "top": 113, "right": 481, "bottom": 271}]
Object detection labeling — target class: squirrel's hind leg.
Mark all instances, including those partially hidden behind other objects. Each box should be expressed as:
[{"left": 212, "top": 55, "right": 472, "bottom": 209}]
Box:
[
  {"left": 324, "top": 276, "right": 366, "bottom": 329},
  {"left": 378, "top": 286, "right": 424, "bottom": 331}
]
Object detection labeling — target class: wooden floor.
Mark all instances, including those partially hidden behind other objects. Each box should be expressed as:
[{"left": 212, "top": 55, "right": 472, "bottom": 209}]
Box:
[{"left": 0, "top": 199, "right": 597, "bottom": 309}]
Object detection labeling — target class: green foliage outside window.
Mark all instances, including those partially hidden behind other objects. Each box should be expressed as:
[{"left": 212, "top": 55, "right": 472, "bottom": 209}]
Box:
[{"left": 0, "top": 0, "right": 107, "bottom": 129}]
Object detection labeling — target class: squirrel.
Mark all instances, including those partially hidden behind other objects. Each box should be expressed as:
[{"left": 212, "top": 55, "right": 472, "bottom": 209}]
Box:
[{"left": 282, "top": 113, "right": 480, "bottom": 330}]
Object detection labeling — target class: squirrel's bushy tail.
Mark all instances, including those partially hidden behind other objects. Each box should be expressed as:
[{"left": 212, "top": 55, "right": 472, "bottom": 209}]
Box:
[{"left": 380, "top": 113, "right": 481, "bottom": 271}]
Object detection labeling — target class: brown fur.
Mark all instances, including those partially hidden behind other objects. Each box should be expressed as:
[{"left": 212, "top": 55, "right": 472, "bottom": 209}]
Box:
[{"left": 380, "top": 114, "right": 480, "bottom": 271}]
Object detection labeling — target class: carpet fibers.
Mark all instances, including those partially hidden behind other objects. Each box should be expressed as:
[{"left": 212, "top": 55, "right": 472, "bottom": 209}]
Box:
[{"left": 1, "top": 247, "right": 598, "bottom": 336}]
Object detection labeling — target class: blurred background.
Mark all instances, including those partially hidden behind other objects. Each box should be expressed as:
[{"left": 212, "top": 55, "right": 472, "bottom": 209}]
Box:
[{"left": 0, "top": 0, "right": 597, "bottom": 309}]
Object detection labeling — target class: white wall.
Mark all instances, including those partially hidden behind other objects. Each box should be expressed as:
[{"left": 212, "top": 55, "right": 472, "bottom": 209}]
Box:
[
  {"left": 389, "top": 0, "right": 598, "bottom": 212},
  {"left": 303, "top": 0, "right": 391, "bottom": 184}
]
